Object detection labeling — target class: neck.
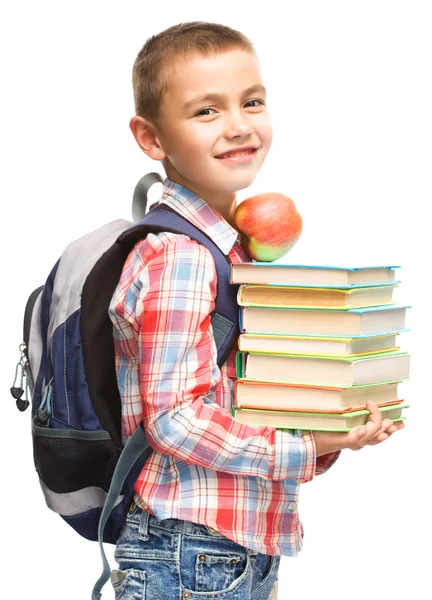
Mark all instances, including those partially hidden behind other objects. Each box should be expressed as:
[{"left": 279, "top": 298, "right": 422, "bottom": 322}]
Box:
[{"left": 164, "top": 169, "right": 239, "bottom": 231}]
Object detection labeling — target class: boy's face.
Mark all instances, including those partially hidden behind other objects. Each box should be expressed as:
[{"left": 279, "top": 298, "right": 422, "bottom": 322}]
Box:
[{"left": 152, "top": 48, "right": 273, "bottom": 202}]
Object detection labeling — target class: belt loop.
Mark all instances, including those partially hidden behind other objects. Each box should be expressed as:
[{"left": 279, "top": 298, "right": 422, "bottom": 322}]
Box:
[{"left": 138, "top": 508, "right": 150, "bottom": 541}]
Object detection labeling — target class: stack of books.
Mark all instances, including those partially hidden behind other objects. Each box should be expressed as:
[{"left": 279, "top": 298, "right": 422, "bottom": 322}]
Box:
[{"left": 229, "top": 263, "right": 411, "bottom": 431}]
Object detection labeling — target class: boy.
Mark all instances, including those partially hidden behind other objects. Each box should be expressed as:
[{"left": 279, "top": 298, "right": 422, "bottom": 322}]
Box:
[{"left": 108, "top": 21, "right": 403, "bottom": 600}]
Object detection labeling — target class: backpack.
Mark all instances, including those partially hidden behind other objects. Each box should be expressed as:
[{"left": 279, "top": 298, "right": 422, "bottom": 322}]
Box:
[{"left": 11, "top": 172, "right": 240, "bottom": 599}]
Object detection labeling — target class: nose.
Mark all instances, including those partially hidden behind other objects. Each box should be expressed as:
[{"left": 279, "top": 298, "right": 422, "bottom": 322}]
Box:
[{"left": 224, "top": 110, "right": 254, "bottom": 139}]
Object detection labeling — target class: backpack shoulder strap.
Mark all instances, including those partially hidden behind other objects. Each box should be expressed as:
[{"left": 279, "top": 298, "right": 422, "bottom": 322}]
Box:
[
  {"left": 117, "top": 203, "right": 240, "bottom": 367},
  {"left": 81, "top": 203, "right": 240, "bottom": 447}
]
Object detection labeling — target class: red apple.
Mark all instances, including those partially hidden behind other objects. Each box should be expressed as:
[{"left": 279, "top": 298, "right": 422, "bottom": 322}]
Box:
[{"left": 233, "top": 193, "right": 303, "bottom": 261}]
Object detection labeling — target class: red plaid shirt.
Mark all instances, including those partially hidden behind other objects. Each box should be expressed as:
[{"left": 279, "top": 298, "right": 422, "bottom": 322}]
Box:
[{"left": 109, "top": 178, "right": 340, "bottom": 555}]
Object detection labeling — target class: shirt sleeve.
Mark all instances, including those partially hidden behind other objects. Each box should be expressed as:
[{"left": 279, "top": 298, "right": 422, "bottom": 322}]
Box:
[
  {"left": 274, "top": 431, "right": 341, "bottom": 480},
  {"left": 315, "top": 450, "right": 341, "bottom": 474},
  {"left": 131, "top": 234, "right": 317, "bottom": 483}
]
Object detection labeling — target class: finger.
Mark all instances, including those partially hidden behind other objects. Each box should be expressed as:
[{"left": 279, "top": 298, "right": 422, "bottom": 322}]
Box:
[
  {"left": 366, "top": 400, "right": 382, "bottom": 421},
  {"left": 362, "top": 431, "right": 388, "bottom": 447},
  {"left": 384, "top": 420, "right": 405, "bottom": 435},
  {"left": 346, "top": 425, "right": 367, "bottom": 446},
  {"left": 374, "top": 431, "right": 389, "bottom": 444},
  {"left": 377, "top": 418, "right": 394, "bottom": 435},
  {"left": 363, "top": 401, "right": 383, "bottom": 437}
]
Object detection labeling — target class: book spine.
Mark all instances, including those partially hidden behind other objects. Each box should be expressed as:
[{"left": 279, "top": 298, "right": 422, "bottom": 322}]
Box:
[
  {"left": 238, "top": 306, "right": 245, "bottom": 332},
  {"left": 229, "top": 263, "right": 234, "bottom": 284},
  {"left": 236, "top": 351, "right": 245, "bottom": 378}
]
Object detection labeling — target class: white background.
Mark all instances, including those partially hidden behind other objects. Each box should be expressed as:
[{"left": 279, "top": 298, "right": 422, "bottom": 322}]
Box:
[{"left": 1, "top": 1, "right": 431, "bottom": 598}]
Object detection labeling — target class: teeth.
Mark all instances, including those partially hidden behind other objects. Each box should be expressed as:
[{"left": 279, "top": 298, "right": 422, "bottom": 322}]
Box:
[{"left": 219, "top": 148, "right": 254, "bottom": 158}]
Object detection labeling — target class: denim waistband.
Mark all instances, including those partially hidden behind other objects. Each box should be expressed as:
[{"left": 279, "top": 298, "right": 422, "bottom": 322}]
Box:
[{"left": 126, "top": 502, "right": 256, "bottom": 551}]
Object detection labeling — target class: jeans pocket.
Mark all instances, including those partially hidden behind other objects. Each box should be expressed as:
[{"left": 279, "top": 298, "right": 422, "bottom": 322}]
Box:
[
  {"left": 110, "top": 568, "right": 146, "bottom": 600},
  {"left": 254, "top": 555, "right": 281, "bottom": 595},
  {"left": 194, "top": 551, "right": 248, "bottom": 593}
]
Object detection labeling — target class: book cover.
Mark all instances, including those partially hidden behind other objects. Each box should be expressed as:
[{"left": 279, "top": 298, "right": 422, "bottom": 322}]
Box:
[
  {"left": 231, "top": 403, "right": 409, "bottom": 432},
  {"left": 237, "top": 330, "right": 408, "bottom": 357},
  {"left": 239, "top": 304, "right": 411, "bottom": 336},
  {"left": 236, "top": 350, "right": 411, "bottom": 387},
  {"left": 233, "top": 378, "right": 404, "bottom": 412},
  {"left": 230, "top": 263, "right": 399, "bottom": 287},
  {"left": 237, "top": 283, "right": 399, "bottom": 310}
]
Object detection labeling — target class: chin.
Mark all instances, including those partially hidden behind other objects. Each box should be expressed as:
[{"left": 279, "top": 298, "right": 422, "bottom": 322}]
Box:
[{"left": 220, "top": 171, "right": 260, "bottom": 192}]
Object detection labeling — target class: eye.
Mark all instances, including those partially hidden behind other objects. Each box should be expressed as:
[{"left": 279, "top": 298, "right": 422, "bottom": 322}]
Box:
[
  {"left": 195, "top": 108, "right": 216, "bottom": 117},
  {"left": 245, "top": 99, "right": 265, "bottom": 108}
]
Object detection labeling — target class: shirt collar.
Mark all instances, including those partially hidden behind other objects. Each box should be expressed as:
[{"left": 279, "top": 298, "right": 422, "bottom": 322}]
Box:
[{"left": 158, "top": 178, "right": 240, "bottom": 256}]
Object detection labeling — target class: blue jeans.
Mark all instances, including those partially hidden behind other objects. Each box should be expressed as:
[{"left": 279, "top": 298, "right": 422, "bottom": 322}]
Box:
[{"left": 112, "top": 503, "right": 281, "bottom": 599}]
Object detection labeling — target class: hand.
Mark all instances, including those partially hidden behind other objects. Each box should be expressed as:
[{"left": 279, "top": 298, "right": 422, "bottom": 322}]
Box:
[
  {"left": 345, "top": 400, "right": 404, "bottom": 451},
  {"left": 313, "top": 401, "right": 405, "bottom": 457}
]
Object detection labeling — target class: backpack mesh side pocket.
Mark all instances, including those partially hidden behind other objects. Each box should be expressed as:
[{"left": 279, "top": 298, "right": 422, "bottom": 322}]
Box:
[{"left": 32, "top": 422, "right": 119, "bottom": 509}]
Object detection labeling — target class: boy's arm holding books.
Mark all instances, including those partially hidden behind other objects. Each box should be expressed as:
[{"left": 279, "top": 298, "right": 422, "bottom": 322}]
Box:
[{"left": 130, "top": 236, "right": 335, "bottom": 483}]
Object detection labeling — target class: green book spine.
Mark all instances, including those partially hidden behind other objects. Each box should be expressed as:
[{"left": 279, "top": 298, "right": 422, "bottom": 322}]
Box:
[{"left": 236, "top": 351, "right": 245, "bottom": 378}]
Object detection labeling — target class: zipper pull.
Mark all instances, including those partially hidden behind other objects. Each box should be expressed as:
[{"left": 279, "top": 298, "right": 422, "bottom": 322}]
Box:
[
  {"left": 10, "top": 343, "right": 30, "bottom": 412},
  {"left": 34, "top": 378, "right": 53, "bottom": 426}
]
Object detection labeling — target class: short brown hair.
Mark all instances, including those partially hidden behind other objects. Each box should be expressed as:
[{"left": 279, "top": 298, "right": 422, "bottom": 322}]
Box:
[{"left": 132, "top": 21, "right": 256, "bottom": 124}]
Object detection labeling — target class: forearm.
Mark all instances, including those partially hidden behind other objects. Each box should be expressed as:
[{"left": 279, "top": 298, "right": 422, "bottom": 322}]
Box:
[
  {"left": 313, "top": 431, "right": 347, "bottom": 457},
  {"left": 143, "top": 390, "right": 316, "bottom": 483}
]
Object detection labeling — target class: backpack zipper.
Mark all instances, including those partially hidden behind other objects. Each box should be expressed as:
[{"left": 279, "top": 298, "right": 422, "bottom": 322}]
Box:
[
  {"left": 23, "top": 285, "right": 44, "bottom": 361},
  {"left": 34, "top": 377, "right": 54, "bottom": 426},
  {"left": 11, "top": 285, "right": 45, "bottom": 413}
]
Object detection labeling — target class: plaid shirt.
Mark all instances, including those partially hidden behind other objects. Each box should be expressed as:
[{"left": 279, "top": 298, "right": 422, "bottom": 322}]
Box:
[{"left": 109, "top": 178, "right": 340, "bottom": 556}]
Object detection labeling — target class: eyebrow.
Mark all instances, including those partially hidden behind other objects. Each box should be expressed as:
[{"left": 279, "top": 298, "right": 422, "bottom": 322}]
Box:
[{"left": 183, "top": 84, "right": 267, "bottom": 113}]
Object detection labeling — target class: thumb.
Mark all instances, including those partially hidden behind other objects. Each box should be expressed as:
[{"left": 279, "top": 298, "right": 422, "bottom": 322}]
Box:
[
  {"left": 349, "top": 425, "right": 367, "bottom": 441},
  {"left": 356, "top": 426, "right": 367, "bottom": 437}
]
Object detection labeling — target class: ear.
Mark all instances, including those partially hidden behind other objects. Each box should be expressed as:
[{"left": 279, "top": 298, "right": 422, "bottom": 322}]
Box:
[{"left": 129, "top": 116, "right": 167, "bottom": 161}]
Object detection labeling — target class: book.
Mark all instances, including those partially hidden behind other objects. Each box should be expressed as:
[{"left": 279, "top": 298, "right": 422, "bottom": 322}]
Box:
[
  {"left": 239, "top": 304, "right": 410, "bottom": 336},
  {"left": 233, "top": 379, "right": 403, "bottom": 412},
  {"left": 231, "top": 403, "right": 409, "bottom": 431},
  {"left": 237, "top": 331, "right": 407, "bottom": 357},
  {"left": 230, "top": 263, "right": 399, "bottom": 287},
  {"left": 237, "top": 283, "right": 399, "bottom": 310},
  {"left": 236, "top": 350, "right": 411, "bottom": 387}
]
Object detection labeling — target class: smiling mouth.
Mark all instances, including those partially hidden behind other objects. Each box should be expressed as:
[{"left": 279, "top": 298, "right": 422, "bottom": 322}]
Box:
[{"left": 215, "top": 148, "right": 258, "bottom": 159}]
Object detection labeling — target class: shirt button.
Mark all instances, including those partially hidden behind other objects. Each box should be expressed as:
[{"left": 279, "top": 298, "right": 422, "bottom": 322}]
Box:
[{"left": 288, "top": 501, "right": 297, "bottom": 512}]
